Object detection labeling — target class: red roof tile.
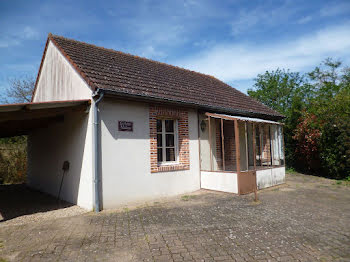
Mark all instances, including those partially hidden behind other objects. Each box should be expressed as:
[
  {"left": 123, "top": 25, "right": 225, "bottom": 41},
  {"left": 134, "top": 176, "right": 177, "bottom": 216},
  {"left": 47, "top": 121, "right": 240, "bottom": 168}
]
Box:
[{"left": 44, "top": 34, "right": 283, "bottom": 119}]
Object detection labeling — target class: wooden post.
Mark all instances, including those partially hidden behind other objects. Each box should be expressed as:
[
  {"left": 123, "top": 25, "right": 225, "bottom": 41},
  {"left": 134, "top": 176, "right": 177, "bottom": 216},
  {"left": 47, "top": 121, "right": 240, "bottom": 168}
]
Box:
[
  {"left": 198, "top": 113, "right": 202, "bottom": 188},
  {"left": 269, "top": 125, "right": 273, "bottom": 167},
  {"left": 234, "top": 119, "right": 241, "bottom": 174},
  {"left": 208, "top": 116, "right": 213, "bottom": 171},
  {"left": 282, "top": 125, "right": 285, "bottom": 166},
  {"left": 244, "top": 122, "right": 249, "bottom": 172},
  {"left": 234, "top": 119, "right": 241, "bottom": 194},
  {"left": 252, "top": 123, "right": 256, "bottom": 170},
  {"left": 260, "top": 125, "right": 263, "bottom": 167},
  {"left": 221, "top": 119, "right": 225, "bottom": 171}
]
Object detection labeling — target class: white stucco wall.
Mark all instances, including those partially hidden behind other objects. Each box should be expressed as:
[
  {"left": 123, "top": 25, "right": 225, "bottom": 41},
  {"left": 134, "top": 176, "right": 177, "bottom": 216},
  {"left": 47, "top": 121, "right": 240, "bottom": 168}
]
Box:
[
  {"left": 32, "top": 40, "right": 92, "bottom": 102},
  {"left": 27, "top": 110, "right": 93, "bottom": 210},
  {"left": 28, "top": 41, "right": 94, "bottom": 210},
  {"left": 99, "top": 99, "right": 201, "bottom": 208},
  {"left": 201, "top": 171, "right": 238, "bottom": 193},
  {"left": 256, "top": 167, "right": 285, "bottom": 189}
]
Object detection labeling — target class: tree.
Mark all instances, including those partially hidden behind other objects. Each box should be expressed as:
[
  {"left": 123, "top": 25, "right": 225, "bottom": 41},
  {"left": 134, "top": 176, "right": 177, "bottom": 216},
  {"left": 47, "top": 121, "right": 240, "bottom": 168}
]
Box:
[
  {"left": 308, "top": 58, "right": 344, "bottom": 101},
  {"left": 1, "top": 76, "right": 35, "bottom": 104},
  {"left": 0, "top": 76, "right": 34, "bottom": 184},
  {"left": 248, "top": 69, "right": 310, "bottom": 168},
  {"left": 248, "top": 69, "right": 310, "bottom": 116}
]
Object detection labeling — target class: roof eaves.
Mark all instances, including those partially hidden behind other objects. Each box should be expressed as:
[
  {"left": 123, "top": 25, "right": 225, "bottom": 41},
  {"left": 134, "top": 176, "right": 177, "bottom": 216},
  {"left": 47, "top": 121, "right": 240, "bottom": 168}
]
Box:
[{"left": 101, "top": 88, "right": 284, "bottom": 120}]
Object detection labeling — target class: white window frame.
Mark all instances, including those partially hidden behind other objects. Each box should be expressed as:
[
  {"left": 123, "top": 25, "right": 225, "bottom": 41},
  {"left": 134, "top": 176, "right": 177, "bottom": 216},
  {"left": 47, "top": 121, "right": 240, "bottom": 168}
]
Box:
[{"left": 157, "top": 119, "right": 179, "bottom": 165}]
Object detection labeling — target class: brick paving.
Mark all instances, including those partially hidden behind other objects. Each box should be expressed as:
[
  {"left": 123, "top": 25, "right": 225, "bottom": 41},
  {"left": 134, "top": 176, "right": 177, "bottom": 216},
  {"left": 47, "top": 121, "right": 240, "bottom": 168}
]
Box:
[{"left": 0, "top": 173, "right": 350, "bottom": 261}]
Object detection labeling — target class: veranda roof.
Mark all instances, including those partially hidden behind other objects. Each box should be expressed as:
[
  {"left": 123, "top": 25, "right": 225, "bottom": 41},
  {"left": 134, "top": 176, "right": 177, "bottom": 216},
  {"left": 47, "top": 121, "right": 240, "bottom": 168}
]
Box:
[{"left": 205, "top": 112, "right": 283, "bottom": 125}]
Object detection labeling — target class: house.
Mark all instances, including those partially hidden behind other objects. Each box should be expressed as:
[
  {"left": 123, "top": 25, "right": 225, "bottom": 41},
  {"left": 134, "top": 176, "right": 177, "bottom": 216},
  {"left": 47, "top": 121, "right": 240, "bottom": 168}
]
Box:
[{"left": 0, "top": 34, "right": 285, "bottom": 211}]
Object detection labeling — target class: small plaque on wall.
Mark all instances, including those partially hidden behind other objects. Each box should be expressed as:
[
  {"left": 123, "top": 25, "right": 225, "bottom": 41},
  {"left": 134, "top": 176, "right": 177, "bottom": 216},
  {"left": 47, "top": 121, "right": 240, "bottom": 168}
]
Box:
[{"left": 118, "top": 121, "right": 133, "bottom": 132}]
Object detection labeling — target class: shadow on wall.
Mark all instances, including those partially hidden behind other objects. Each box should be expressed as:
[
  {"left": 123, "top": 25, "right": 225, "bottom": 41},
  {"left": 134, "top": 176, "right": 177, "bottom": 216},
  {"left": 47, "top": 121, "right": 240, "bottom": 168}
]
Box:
[
  {"left": 0, "top": 184, "right": 73, "bottom": 222},
  {"left": 27, "top": 110, "right": 89, "bottom": 206}
]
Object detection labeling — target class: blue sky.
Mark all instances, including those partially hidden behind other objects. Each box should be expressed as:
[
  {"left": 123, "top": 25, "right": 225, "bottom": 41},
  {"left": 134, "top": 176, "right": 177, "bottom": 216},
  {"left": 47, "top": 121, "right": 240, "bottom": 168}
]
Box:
[{"left": 1, "top": 0, "right": 350, "bottom": 94}]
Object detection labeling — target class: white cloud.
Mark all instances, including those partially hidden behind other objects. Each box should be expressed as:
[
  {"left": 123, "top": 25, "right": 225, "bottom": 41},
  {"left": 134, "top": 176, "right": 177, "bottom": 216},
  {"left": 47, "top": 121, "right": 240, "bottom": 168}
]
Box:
[
  {"left": 22, "top": 26, "right": 39, "bottom": 39},
  {"left": 0, "top": 37, "right": 20, "bottom": 48},
  {"left": 230, "top": 3, "right": 299, "bottom": 36},
  {"left": 175, "top": 24, "right": 350, "bottom": 82},
  {"left": 297, "top": 15, "right": 312, "bottom": 24},
  {"left": 0, "top": 26, "right": 39, "bottom": 48},
  {"left": 140, "top": 45, "right": 166, "bottom": 59}
]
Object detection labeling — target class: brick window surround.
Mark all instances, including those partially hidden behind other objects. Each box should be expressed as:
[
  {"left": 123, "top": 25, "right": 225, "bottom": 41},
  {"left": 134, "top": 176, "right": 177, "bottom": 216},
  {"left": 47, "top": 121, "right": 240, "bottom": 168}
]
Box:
[{"left": 150, "top": 105, "right": 190, "bottom": 173}]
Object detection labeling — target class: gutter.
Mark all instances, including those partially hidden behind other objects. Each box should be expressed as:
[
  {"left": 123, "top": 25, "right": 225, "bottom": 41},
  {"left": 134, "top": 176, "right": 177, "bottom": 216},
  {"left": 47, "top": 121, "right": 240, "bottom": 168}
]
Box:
[{"left": 93, "top": 89, "right": 104, "bottom": 212}]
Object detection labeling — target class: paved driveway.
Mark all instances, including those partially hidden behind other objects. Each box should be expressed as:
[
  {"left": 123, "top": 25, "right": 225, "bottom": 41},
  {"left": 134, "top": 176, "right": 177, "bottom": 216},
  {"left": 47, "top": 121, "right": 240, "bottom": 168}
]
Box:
[{"left": 1, "top": 173, "right": 350, "bottom": 262}]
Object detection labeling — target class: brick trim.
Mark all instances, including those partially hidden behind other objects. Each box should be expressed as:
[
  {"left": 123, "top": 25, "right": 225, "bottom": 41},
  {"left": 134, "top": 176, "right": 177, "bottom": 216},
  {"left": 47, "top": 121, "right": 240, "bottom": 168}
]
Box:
[{"left": 150, "top": 105, "right": 190, "bottom": 173}]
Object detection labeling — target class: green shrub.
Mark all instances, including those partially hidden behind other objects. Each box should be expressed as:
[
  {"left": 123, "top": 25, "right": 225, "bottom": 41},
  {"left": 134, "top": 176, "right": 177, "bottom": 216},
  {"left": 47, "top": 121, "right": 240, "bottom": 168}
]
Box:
[
  {"left": 319, "top": 118, "right": 350, "bottom": 180},
  {"left": 0, "top": 137, "right": 27, "bottom": 184}
]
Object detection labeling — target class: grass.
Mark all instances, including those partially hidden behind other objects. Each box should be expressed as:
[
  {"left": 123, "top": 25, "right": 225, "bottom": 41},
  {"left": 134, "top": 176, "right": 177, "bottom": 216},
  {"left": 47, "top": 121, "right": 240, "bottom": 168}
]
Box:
[
  {"left": 181, "top": 195, "right": 196, "bottom": 201},
  {"left": 286, "top": 167, "right": 298, "bottom": 175},
  {"left": 331, "top": 179, "right": 350, "bottom": 187},
  {"left": 0, "top": 258, "right": 7, "bottom": 262}
]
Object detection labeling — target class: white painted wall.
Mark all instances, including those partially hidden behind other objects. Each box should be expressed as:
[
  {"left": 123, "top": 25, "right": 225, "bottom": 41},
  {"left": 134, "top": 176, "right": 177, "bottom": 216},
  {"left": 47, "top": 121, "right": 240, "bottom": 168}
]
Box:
[
  {"left": 32, "top": 41, "right": 92, "bottom": 102},
  {"left": 100, "top": 99, "right": 201, "bottom": 208},
  {"left": 256, "top": 167, "right": 285, "bottom": 189},
  {"left": 201, "top": 171, "right": 238, "bottom": 193},
  {"left": 28, "top": 41, "right": 94, "bottom": 210},
  {"left": 27, "top": 110, "right": 93, "bottom": 210},
  {"left": 199, "top": 114, "right": 211, "bottom": 171}
]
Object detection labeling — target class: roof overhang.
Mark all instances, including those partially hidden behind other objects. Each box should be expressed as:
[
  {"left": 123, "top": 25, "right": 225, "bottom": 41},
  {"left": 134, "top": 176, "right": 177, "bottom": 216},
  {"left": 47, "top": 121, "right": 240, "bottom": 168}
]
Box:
[
  {"left": 101, "top": 88, "right": 284, "bottom": 121},
  {"left": 205, "top": 112, "right": 283, "bottom": 125},
  {"left": 0, "top": 99, "right": 91, "bottom": 138}
]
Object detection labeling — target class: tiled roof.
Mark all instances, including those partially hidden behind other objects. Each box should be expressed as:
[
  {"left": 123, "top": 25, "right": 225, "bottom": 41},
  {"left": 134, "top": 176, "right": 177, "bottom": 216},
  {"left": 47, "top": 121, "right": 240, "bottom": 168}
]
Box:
[{"left": 43, "top": 34, "right": 283, "bottom": 119}]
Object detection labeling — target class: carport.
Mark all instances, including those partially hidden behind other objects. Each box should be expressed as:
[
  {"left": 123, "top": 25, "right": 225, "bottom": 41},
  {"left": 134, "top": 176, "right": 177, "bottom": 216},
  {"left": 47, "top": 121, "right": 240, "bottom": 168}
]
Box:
[
  {"left": 0, "top": 99, "right": 92, "bottom": 221},
  {"left": 0, "top": 99, "right": 91, "bottom": 138}
]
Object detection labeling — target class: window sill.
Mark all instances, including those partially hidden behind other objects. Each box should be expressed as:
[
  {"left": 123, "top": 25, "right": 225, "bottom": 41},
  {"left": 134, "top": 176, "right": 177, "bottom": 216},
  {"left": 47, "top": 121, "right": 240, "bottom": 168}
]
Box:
[{"left": 151, "top": 163, "right": 190, "bottom": 173}]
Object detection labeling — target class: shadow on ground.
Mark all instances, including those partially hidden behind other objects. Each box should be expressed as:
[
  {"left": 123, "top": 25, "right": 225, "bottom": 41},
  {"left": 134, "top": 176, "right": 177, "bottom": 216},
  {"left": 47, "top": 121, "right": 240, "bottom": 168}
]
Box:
[{"left": 0, "top": 184, "right": 73, "bottom": 222}]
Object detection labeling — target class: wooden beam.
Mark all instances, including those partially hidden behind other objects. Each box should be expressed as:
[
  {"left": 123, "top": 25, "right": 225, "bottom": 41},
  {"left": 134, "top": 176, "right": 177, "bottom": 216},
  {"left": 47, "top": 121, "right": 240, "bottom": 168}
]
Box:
[
  {"left": 221, "top": 119, "right": 225, "bottom": 171},
  {"left": 252, "top": 123, "right": 257, "bottom": 170},
  {"left": 208, "top": 116, "right": 213, "bottom": 171},
  {"left": 234, "top": 119, "right": 241, "bottom": 174},
  {"left": 198, "top": 113, "right": 202, "bottom": 187},
  {"left": 260, "top": 125, "right": 263, "bottom": 167},
  {"left": 282, "top": 125, "right": 285, "bottom": 166},
  {"left": 234, "top": 119, "right": 241, "bottom": 195},
  {"left": 244, "top": 122, "right": 248, "bottom": 172},
  {"left": 268, "top": 125, "right": 272, "bottom": 166},
  {"left": 204, "top": 112, "right": 283, "bottom": 125},
  {"left": 0, "top": 104, "right": 88, "bottom": 122}
]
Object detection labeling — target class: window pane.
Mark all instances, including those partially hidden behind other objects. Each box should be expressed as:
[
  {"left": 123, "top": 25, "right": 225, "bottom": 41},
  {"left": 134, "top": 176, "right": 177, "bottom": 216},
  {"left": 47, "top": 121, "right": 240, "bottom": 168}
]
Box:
[
  {"left": 157, "top": 148, "right": 163, "bottom": 162},
  {"left": 166, "top": 134, "right": 174, "bottom": 147},
  {"left": 165, "top": 120, "right": 174, "bottom": 132},
  {"left": 157, "top": 119, "right": 162, "bottom": 132},
  {"left": 166, "top": 148, "right": 175, "bottom": 161},
  {"left": 157, "top": 134, "right": 162, "bottom": 147}
]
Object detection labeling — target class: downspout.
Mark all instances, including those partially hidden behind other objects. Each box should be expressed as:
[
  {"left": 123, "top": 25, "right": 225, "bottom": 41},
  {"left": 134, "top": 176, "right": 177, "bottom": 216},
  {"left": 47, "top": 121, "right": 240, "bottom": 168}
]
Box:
[{"left": 93, "top": 89, "right": 104, "bottom": 212}]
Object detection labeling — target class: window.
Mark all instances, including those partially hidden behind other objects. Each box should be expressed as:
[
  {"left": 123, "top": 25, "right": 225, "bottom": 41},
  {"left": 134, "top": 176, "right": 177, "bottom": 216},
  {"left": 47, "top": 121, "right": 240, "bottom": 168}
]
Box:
[{"left": 156, "top": 119, "right": 178, "bottom": 163}]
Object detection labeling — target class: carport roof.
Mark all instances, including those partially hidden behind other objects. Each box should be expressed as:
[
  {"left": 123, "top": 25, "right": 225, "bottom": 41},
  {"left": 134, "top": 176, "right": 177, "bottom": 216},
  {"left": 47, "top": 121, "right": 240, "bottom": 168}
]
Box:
[{"left": 0, "top": 99, "right": 91, "bottom": 138}]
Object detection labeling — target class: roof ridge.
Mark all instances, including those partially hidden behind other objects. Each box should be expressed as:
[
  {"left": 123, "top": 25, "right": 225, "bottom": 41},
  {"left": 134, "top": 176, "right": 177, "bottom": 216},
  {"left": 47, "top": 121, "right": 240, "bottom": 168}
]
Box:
[{"left": 50, "top": 34, "right": 221, "bottom": 81}]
